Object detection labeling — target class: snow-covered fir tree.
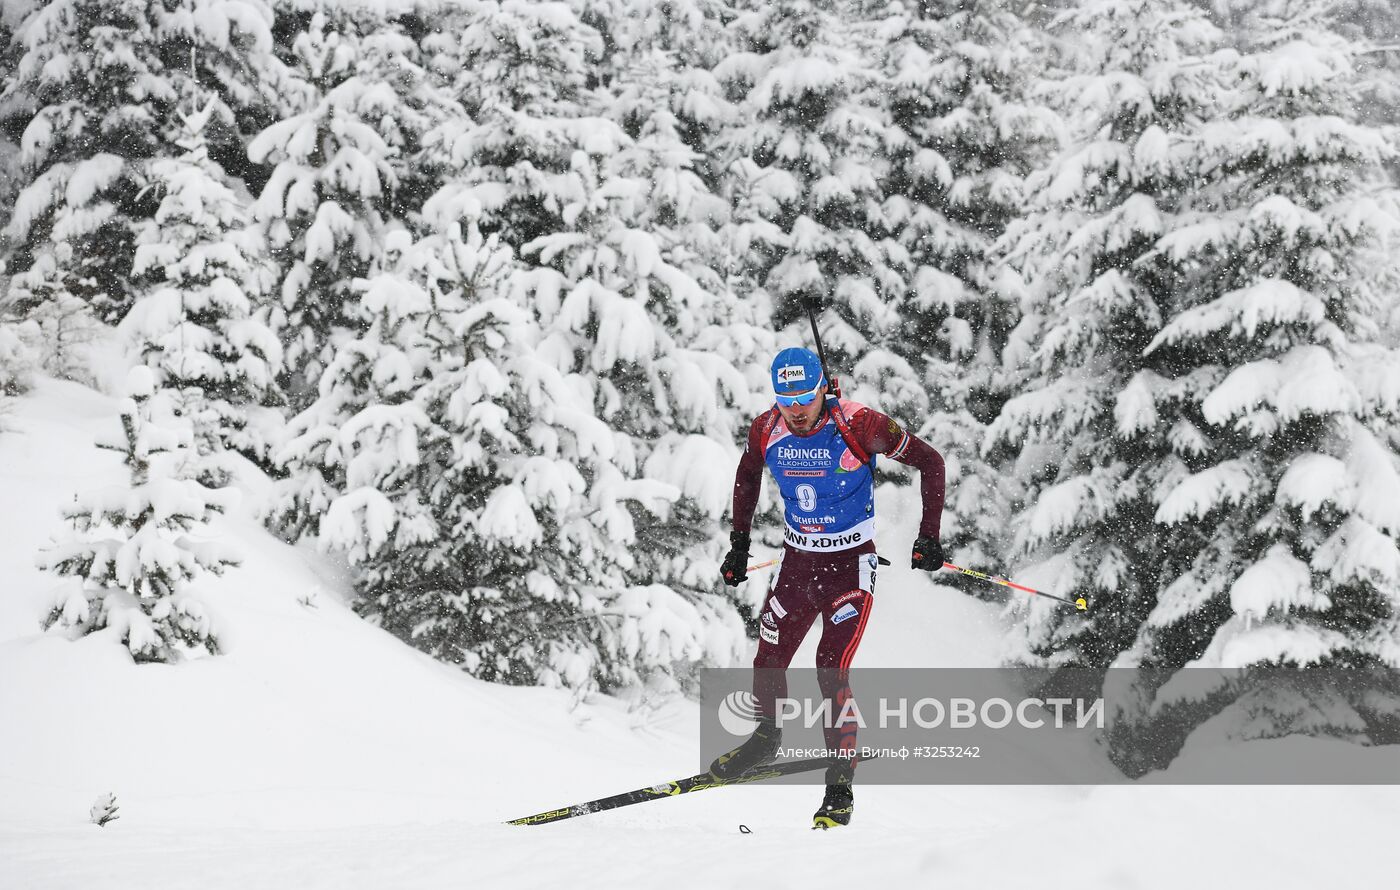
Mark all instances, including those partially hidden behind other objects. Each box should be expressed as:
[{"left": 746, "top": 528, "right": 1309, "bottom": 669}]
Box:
[
  {"left": 713, "top": 0, "right": 913, "bottom": 415},
  {"left": 0, "top": 6, "right": 18, "bottom": 238},
  {"left": 527, "top": 51, "right": 773, "bottom": 626},
  {"left": 421, "top": 0, "right": 604, "bottom": 250},
  {"left": 992, "top": 0, "right": 1400, "bottom": 768},
  {"left": 271, "top": 201, "right": 749, "bottom": 690},
  {"left": 0, "top": 315, "right": 38, "bottom": 396},
  {"left": 0, "top": 0, "right": 166, "bottom": 323},
  {"left": 40, "top": 366, "right": 239, "bottom": 663},
  {"left": 5, "top": 242, "right": 103, "bottom": 384},
  {"left": 1105, "top": 0, "right": 1400, "bottom": 765},
  {"left": 120, "top": 97, "right": 282, "bottom": 475},
  {"left": 1311, "top": 0, "right": 1400, "bottom": 182},
  {"left": 409, "top": 0, "right": 758, "bottom": 682},
  {"left": 600, "top": 0, "right": 737, "bottom": 72},
  {"left": 250, "top": 7, "right": 448, "bottom": 409},
  {"left": 342, "top": 221, "right": 643, "bottom": 689},
  {"left": 278, "top": 0, "right": 455, "bottom": 219},
  {"left": 263, "top": 226, "right": 427, "bottom": 543},
  {"left": 869, "top": 0, "right": 1057, "bottom": 578},
  {"left": 150, "top": 0, "right": 282, "bottom": 186},
  {"left": 990, "top": 0, "right": 1231, "bottom": 667},
  {"left": 0, "top": 0, "right": 279, "bottom": 326},
  {"left": 594, "top": 0, "right": 737, "bottom": 202}
]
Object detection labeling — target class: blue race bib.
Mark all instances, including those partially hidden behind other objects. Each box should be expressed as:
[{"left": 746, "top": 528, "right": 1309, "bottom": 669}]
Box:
[{"left": 763, "top": 401, "right": 876, "bottom": 551}]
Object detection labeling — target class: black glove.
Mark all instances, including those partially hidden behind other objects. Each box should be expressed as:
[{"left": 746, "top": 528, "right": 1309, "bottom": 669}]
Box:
[
  {"left": 910, "top": 535, "right": 944, "bottom": 572},
  {"left": 721, "top": 530, "right": 751, "bottom": 586}
]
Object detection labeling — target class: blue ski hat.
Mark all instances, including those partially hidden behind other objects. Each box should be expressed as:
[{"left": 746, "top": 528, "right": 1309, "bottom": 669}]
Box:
[{"left": 770, "top": 347, "right": 825, "bottom": 395}]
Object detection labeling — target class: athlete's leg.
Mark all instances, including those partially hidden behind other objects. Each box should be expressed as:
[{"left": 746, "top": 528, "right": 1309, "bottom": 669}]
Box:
[
  {"left": 814, "top": 552, "right": 878, "bottom": 766},
  {"left": 815, "top": 588, "right": 873, "bottom": 761},
  {"left": 752, "top": 555, "right": 821, "bottom": 722},
  {"left": 710, "top": 557, "right": 822, "bottom": 778}
]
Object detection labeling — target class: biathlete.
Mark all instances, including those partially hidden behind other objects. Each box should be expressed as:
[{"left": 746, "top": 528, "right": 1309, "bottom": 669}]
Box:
[{"left": 710, "top": 346, "right": 947, "bottom": 828}]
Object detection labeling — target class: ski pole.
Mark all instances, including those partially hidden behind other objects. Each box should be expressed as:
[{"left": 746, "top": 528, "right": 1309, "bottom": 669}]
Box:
[
  {"left": 746, "top": 556, "right": 890, "bottom": 573},
  {"left": 941, "top": 562, "right": 1088, "bottom": 612},
  {"left": 804, "top": 298, "right": 842, "bottom": 398}
]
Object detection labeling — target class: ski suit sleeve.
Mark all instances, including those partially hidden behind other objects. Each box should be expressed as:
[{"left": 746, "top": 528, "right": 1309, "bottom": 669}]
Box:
[
  {"left": 853, "top": 408, "right": 946, "bottom": 540},
  {"left": 732, "top": 414, "right": 769, "bottom": 534}
]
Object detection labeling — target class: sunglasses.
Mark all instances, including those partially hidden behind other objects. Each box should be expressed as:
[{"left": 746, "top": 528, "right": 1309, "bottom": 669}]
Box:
[{"left": 775, "top": 377, "right": 825, "bottom": 407}]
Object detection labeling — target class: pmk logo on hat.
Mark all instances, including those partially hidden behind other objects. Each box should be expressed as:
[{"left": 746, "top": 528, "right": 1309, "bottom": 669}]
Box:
[
  {"left": 776, "top": 365, "right": 807, "bottom": 383},
  {"left": 771, "top": 347, "right": 823, "bottom": 393}
]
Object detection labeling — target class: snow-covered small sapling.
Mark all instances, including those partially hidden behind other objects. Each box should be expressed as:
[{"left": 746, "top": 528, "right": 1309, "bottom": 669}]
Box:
[{"left": 90, "top": 793, "right": 120, "bottom": 827}]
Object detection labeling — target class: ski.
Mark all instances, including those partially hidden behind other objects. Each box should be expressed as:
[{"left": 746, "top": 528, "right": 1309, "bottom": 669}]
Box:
[{"left": 506, "top": 757, "right": 836, "bottom": 826}]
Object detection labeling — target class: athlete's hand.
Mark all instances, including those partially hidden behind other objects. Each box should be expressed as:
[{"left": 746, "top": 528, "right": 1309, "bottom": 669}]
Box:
[
  {"left": 910, "top": 535, "right": 944, "bottom": 572},
  {"left": 721, "top": 530, "right": 752, "bottom": 586}
]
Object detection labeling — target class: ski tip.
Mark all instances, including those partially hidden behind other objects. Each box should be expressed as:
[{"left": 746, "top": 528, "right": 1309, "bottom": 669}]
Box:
[{"left": 506, "top": 807, "right": 572, "bottom": 826}]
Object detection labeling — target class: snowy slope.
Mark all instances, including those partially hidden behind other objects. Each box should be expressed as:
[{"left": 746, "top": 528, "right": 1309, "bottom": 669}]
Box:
[
  {"left": 0, "top": 379, "right": 710, "bottom": 832},
  {"left": 1, "top": 379, "right": 1397, "bottom": 890}
]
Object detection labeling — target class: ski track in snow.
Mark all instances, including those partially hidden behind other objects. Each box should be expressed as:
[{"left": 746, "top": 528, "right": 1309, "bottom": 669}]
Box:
[
  {"left": 3, "top": 786, "right": 1397, "bottom": 890},
  {"left": 2, "top": 380, "right": 1398, "bottom": 889}
]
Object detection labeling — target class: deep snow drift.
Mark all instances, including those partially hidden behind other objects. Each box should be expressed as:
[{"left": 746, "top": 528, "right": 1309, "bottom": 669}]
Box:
[{"left": 1, "top": 379, "right": 1395, "bottom": 890}]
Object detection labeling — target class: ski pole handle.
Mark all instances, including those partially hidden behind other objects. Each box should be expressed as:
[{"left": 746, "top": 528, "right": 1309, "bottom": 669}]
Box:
[{"left": 941, "top": 562, "right": 1088, "bottom": 612}]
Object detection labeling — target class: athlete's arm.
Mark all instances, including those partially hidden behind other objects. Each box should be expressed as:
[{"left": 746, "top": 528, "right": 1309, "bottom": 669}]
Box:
[
  {"left": 731, "top": 413, "right": 769, "bottom": 533},
  {"left": 853, "top": 408, "right": 946, "bottom": 540}
]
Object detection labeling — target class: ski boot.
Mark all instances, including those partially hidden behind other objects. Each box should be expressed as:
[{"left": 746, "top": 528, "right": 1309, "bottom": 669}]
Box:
[
  {"left": 709, "top": 720, "right": 781, "bottom": 780},
  {"left": 812, "top": 761, "right": 854, "bottom": 829}
]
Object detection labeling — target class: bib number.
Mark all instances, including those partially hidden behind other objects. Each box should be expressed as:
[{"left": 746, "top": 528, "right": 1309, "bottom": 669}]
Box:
[{"left": 796, "top": 484, "right": 817, "bottom": 512}]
